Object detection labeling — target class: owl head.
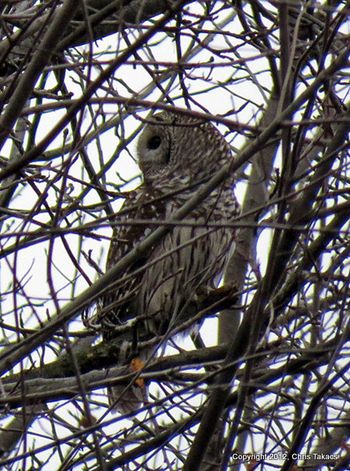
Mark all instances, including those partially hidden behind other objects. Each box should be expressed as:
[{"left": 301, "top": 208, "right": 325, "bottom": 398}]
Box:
[{"left": 136, "top": 111, "right": 231, "bottom": 185}]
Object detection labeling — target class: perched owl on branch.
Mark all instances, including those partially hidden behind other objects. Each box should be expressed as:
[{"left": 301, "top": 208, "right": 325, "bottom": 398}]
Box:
[{"left": 98, "top": 110, "right": 239, "bottom": 412}]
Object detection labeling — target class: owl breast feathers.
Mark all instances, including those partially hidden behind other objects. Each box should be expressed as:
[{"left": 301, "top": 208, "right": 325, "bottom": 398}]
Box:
[{"left": 97, "top": 111, "right": 239, "bottom": 411}]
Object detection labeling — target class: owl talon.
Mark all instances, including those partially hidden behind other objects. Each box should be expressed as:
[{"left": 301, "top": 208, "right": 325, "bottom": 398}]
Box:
[{"left": 130, "top": 357, "right": 145, "bottom": 389}]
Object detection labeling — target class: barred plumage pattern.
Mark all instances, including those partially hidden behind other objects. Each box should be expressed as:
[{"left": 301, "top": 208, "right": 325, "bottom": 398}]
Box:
[{"left": 99, "top": 111, "right": 240, "bottom": 411}]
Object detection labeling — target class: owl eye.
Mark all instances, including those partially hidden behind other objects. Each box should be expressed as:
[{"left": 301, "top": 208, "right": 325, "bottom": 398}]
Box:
[{"left": 147, "top": 135, "right": 161, "bottom": 150}]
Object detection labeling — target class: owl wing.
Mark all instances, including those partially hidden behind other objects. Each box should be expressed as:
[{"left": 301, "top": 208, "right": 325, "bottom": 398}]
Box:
[{"left": 99, "top": 186, "right": 167, "bottom": 338}]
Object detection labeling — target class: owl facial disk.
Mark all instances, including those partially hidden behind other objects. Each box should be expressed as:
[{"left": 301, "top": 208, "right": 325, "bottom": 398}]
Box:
[{"left": 137, "top": 126, "right": 171, "bottom": 180}]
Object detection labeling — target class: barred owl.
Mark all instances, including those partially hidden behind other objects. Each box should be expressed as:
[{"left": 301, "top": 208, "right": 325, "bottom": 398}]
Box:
[{"left": 99, "top": 111, "right": 239, "bottom": 412}]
